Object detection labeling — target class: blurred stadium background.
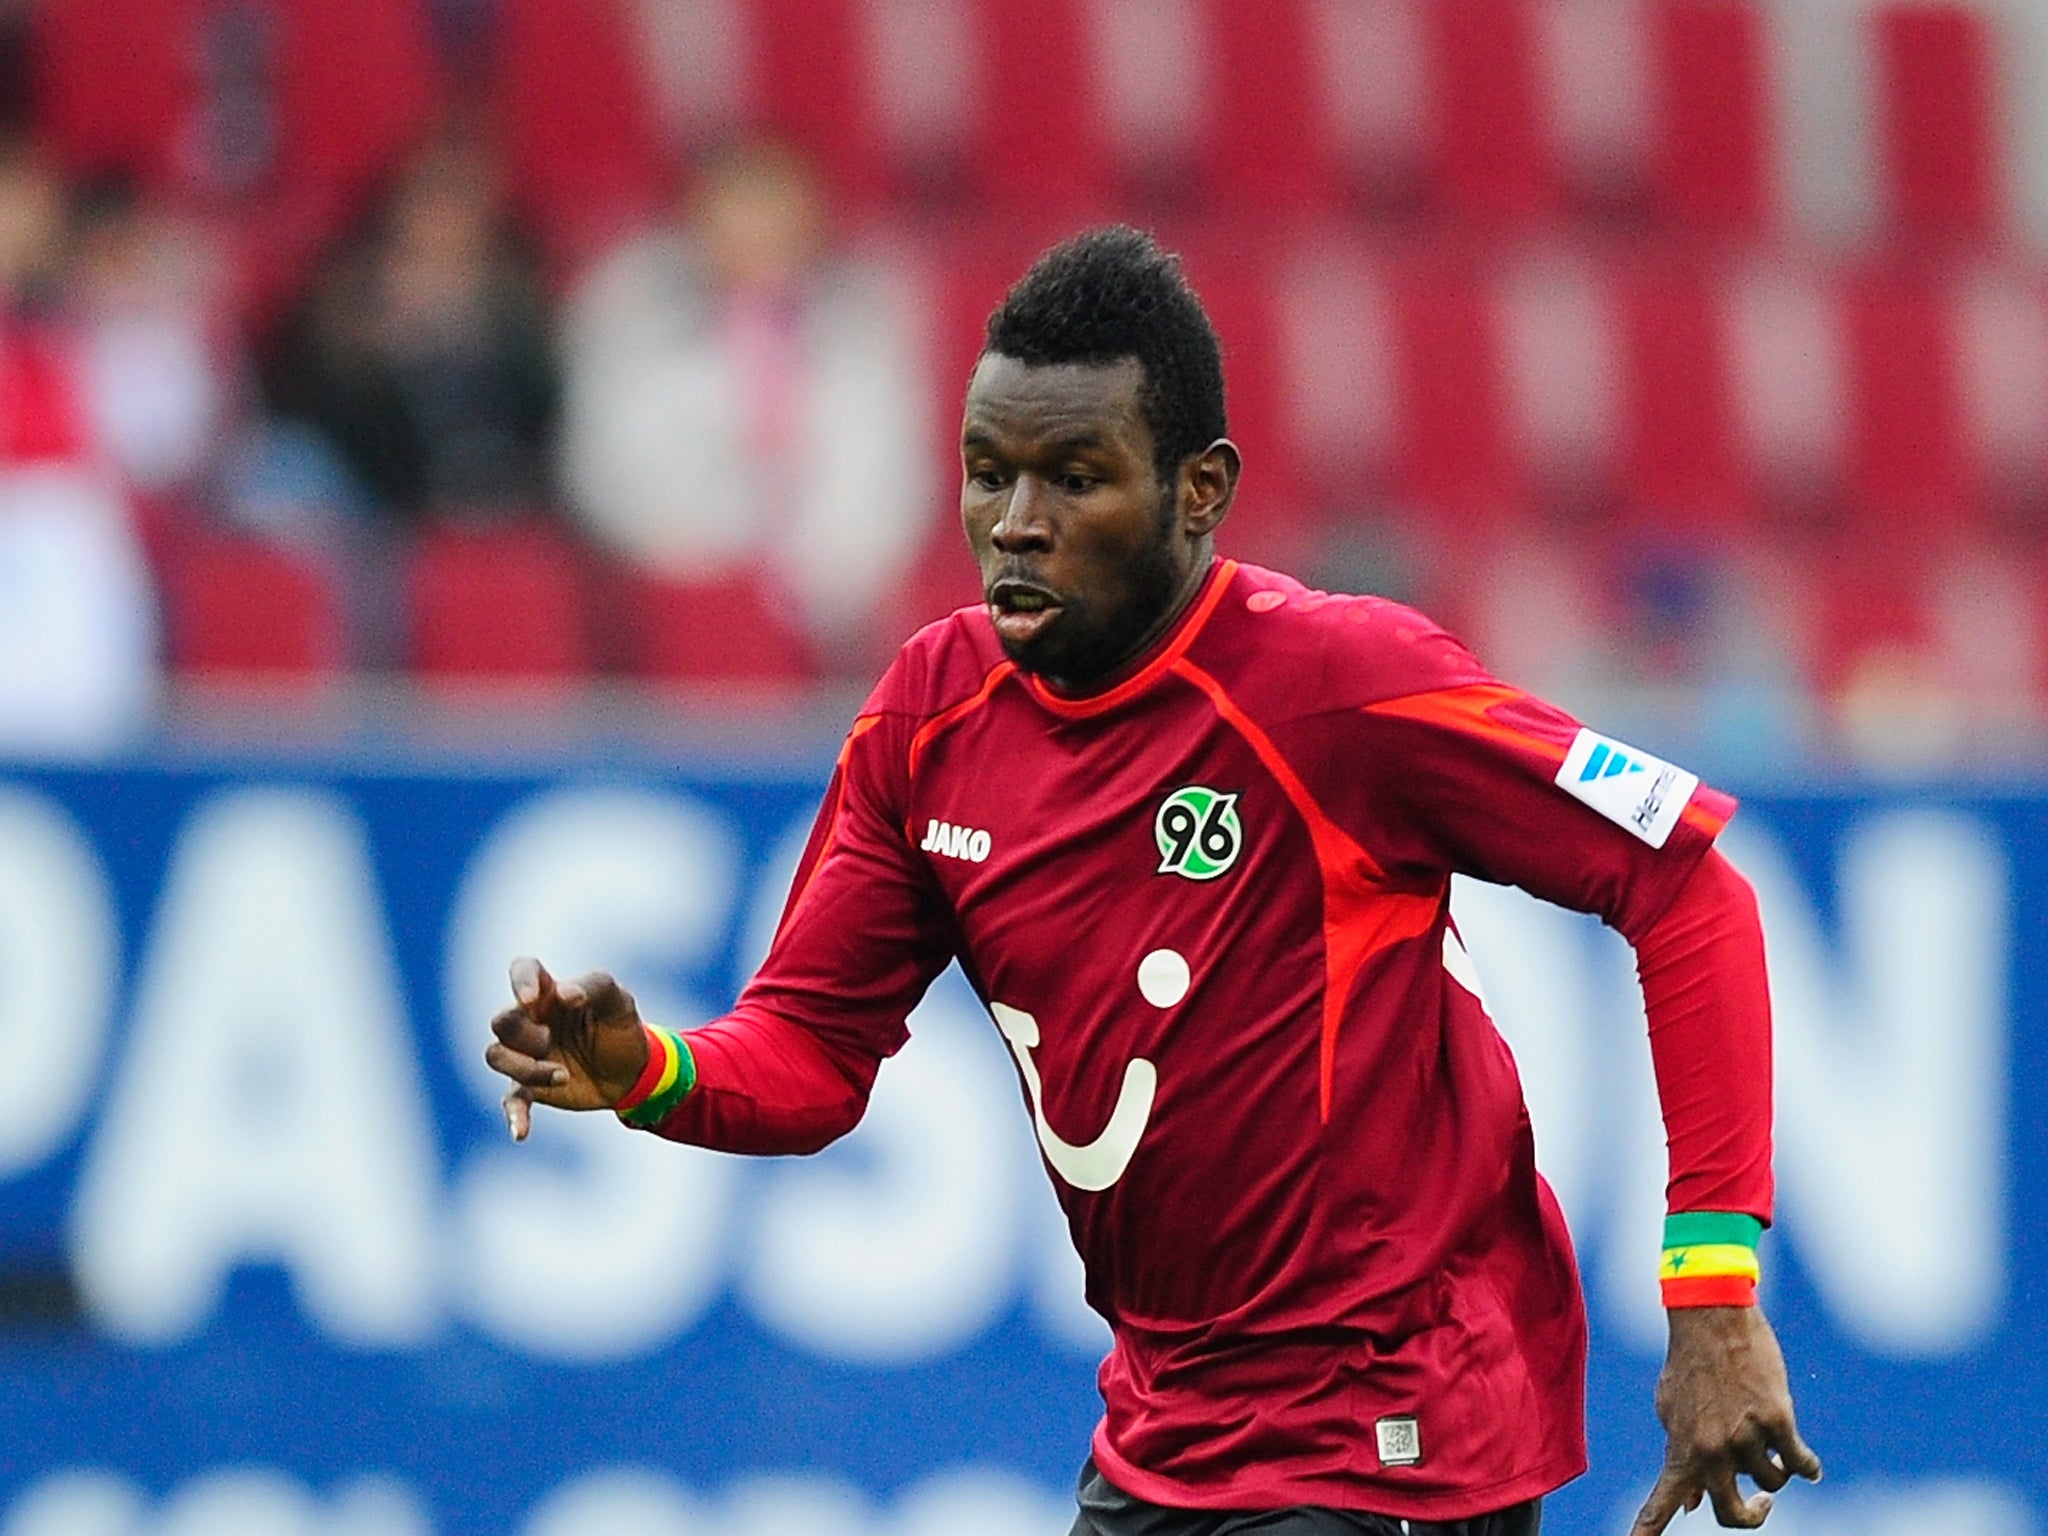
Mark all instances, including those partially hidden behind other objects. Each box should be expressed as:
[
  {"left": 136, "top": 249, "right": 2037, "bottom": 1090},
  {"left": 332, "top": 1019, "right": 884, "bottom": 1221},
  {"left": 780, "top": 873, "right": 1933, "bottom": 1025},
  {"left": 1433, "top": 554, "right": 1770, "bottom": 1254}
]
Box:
[{"left": 0, "top": 0, "right": 2043, "bottom": 1532}]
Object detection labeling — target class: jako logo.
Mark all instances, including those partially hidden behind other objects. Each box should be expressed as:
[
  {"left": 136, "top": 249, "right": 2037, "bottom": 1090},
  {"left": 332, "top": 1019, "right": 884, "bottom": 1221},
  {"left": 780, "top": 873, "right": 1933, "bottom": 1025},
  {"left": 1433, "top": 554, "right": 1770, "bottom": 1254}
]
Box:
[{"left": 920, "top": 819, "right": 992, "bottom": 863}]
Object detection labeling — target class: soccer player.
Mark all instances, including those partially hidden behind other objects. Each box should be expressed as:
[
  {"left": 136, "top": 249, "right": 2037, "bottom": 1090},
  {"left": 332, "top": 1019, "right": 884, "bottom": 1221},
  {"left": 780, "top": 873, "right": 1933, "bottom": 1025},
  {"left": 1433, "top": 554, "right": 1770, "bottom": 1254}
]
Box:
[{"left": 486, "top": 227, "right": 1819, "bottom": 1535}]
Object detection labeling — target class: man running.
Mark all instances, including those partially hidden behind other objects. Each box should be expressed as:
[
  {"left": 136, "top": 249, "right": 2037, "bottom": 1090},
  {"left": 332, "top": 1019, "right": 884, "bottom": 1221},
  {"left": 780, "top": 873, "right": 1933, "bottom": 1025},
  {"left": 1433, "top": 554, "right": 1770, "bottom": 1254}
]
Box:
[{"left": 486, "top": 226, "right": 1819, "bottom": 1535}]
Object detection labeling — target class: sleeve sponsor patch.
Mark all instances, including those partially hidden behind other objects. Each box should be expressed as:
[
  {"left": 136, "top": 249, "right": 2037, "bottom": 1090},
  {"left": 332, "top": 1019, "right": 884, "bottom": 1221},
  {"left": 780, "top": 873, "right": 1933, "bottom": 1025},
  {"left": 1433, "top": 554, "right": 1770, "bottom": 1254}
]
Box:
[{"left": 1554, "top": 728, "right": 1700, "bottom": 849}]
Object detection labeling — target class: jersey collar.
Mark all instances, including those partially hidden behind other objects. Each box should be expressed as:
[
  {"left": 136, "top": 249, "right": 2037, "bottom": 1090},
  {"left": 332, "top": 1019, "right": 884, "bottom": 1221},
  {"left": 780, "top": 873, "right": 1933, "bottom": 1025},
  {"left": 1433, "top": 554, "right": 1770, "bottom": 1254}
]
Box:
[{"left": 1022, "top": 559, "right": 1238, "bottom": 719}]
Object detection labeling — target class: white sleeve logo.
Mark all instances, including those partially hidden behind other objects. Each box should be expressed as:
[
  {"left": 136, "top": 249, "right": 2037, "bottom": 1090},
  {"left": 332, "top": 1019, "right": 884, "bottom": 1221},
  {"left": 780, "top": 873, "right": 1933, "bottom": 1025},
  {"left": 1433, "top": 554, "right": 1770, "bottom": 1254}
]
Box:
[{"left": 1554, "top": 729, "right": 1700, "bottom": 849}]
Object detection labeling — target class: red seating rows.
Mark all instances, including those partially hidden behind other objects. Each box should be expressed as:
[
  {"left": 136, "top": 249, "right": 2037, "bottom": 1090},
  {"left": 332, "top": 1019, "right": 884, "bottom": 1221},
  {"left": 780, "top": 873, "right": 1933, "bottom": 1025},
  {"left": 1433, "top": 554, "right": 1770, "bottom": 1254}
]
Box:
[
  {"left": 33, "top": 0, "right": 2030, "bottom": 715},
  {"left": 33, "top": 0, "right": 441, "bottom": 326},
  {"left": 472, "top": 0, "right": 2012, "bottom": 255},
  {"left": 154, "top": 519, "right": 920, "bottom": 689},
  {"left": 30, "top": 0, "right": 2015, "bottom": 300},
  {"left": 144, "top": 225, "right": 2048, "bottom": 701}
]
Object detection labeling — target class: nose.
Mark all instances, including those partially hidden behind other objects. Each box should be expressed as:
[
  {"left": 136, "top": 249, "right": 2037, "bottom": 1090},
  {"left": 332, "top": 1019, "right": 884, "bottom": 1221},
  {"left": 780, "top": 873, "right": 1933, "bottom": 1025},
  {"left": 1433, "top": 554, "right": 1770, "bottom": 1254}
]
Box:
[{"left": 989, "top": 476, "right": 1052, "bottom": 554}]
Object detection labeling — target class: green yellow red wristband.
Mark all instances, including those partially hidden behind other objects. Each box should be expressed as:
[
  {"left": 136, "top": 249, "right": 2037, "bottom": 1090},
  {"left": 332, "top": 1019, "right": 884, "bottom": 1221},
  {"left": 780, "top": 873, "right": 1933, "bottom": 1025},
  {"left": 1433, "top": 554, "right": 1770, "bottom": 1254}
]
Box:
[
  {"left": 614, "top": 1025, "right": 697, "bottom": 1128},
  {"left": 1660, "top": 1212, "right": 1762, "bottom": 1307}
]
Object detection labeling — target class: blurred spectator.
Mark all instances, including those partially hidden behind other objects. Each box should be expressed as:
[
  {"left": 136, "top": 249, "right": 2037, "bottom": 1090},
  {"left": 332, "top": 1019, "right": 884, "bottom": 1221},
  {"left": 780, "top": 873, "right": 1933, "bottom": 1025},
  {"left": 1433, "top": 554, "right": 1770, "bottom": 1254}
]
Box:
[
  {"left": 1587, "top": 540, "right": 1812, "bottom": 764},
  {"left": 64, "top": 176, "right": 243, "bottom": 514},
  {"left": 0, "top": 139, "right": 159, "bottom": 752},
  {"left": 30, "top": 0, "right": 445, "bottom": 332},
  {"left": 262, "top": 121, "right": 558, "bottom": 525},
  {"left": 558, "top": 137, "right": 936, "bottom": 681}
]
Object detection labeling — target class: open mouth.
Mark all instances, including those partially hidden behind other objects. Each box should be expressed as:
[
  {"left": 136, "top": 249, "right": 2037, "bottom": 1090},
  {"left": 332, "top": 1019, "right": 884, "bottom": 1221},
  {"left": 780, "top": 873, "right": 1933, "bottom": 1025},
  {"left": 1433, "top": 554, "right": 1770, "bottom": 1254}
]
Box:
[{"left": 988, "top": 579, "right": 1064, "bottom": 646}]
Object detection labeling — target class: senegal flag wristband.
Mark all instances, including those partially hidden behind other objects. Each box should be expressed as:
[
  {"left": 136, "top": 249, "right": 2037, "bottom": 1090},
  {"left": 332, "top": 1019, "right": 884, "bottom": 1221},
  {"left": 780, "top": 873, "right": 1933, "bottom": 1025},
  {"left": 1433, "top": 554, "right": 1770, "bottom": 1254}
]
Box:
[
  {"left": 1660, "top": 1212, "right": 1763, "bottom": 1307},
  {"left": 614, "top": 1025, "right": 698, "bottom": 1128}
]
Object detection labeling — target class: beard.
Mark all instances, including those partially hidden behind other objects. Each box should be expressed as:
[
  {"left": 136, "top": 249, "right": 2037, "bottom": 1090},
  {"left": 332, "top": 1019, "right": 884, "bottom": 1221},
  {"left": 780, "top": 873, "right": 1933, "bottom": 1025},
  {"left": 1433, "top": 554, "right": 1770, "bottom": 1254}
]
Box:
[{"left": 995, "top": 494, "right": 1185, "bottom": 690}]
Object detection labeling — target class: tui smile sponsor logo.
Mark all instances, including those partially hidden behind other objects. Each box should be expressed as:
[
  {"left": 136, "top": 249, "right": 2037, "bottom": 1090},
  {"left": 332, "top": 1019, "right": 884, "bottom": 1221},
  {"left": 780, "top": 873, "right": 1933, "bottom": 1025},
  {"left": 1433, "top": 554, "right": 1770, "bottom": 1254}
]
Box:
[
  {"left": 1555, "top": 729, "right": 1699, "bottom": 849},
  {"left": 1154, "top": 785, "right": 1243, "bottom": 879}
]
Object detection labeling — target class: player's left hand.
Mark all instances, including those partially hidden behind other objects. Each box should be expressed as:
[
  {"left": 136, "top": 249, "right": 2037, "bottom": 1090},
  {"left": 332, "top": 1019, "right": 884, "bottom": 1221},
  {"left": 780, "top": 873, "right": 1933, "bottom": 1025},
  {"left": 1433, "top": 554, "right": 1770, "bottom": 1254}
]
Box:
[{"left": 1632, "top": 1305, "right": 1822, "bottom": 1531}]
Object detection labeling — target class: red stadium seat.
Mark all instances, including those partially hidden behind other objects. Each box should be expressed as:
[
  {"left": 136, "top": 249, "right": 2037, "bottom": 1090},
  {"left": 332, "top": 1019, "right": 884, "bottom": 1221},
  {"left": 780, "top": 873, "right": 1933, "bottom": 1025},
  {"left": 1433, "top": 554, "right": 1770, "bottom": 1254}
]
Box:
[
  {"left": 958, "top": 0, "right": 1115, "bottom": 217},
  {"left": 1387, "top": 253, "right": 1521, "bottom": 517},
  {"left": 1842, "top": 266, "right": 1975, "bottom": 541},
  {"left": 1809, "top": 535, "right": 1939, "bottom": 697},
  {"left": 1272, "top": 236, "right": 1398, "bottom": 492},
  {"left": 1420, "top": 0, "right": 1560, "bottom": 227},
  {"left": 490, "top": 0, "right": 665, "bottom": 281},
  {"left": 34, "top": 0, "right": 443, "bottom": 327},
  {"left": 1614, "top": 257, "right": 1746, "bottom": 522},
  {"left": 1648, "top": 0, "right": 1774, "bottom": 235},
  {"left": 405, "top": 518, "right": 591, "bottom": 683},
  {"left": 1872, "top": 3, "right": 2003, "bottom": 242},
  {"left": 738, "top": 0, "right": 894, "bottom": 211},
  {"left": 1197, "top": 0, "right": 1340, "bottom": 217},
  {"left": 619, "top": 570, "right": 816, "bottom": 686},
  {"left": 161, "top": 532, "right": 346, "bottom": 681},
  {"left": 1174, "top": 237, "right": 1309, "bottom": 562}
]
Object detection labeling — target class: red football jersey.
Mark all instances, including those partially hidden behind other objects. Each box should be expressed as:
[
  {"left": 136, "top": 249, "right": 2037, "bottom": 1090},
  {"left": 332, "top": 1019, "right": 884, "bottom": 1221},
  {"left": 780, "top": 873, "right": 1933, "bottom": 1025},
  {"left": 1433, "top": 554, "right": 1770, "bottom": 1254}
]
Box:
[{"left": 662, "top": 558, "right": 1740, "bottom": 1519}]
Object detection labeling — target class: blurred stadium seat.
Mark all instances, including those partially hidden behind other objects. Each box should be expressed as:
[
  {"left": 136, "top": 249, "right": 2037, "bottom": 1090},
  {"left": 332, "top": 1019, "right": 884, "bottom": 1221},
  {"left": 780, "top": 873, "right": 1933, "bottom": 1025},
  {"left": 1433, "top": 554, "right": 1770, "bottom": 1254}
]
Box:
[
  {"left": 1198, "top": 0, "right": 1340, "bottom": 217},
  {"left": 1648, "top": 0, "right": 1774, "bottom": 234},
  {"left": 490, "top": 0, "right": 665, "bottom": 282},
  {"left": 1388, "top": 252, "right": 1521, "bottom": 517},
  {"left": 160, "top": 530, "right": 345, "bottom": 681},
  {"left": 617, "top": 570, "right": 817, "bottom": 686},
  {"left": 1842, "top": 264, "right": 1974, "bottom": 539},
  {"left": 19, "top": 0, "right": 2048, "bottom": 748},
  {"left": 1422, "top": 0, "right": 1560, "bottom": 227},
  {"left": 961, "top": 0, "right": 1116, "bottom": 217},
  {"left": 741, "top": 0, "right": 896, "bottom": 211},
  {"left": 1873, "top": 2, "right": 2002, "bottom": 243},
  {"left": 1615, "top": 254, "right": 1746, "bottom": 523},
  {"left": 33, "top": 0, "right": 443, "bottom": 327},
  {"left": 405, "top": 518, "right": 591, "bottom": 684}
]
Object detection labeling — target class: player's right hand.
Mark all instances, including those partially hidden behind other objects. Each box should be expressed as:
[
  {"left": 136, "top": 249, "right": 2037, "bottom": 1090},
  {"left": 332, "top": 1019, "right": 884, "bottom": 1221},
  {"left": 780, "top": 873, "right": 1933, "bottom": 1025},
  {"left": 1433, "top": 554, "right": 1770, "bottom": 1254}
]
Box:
[{"left": 485, "top": 957, "right": 651, "bottom": 1141}]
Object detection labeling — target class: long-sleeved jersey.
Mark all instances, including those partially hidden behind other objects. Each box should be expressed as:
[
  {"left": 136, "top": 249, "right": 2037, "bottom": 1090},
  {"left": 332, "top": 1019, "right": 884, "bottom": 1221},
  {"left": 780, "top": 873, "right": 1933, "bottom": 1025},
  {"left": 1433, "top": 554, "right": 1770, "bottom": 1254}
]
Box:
[{"left": 645, "top": 558, "right": 1769, "bottom": 1520}]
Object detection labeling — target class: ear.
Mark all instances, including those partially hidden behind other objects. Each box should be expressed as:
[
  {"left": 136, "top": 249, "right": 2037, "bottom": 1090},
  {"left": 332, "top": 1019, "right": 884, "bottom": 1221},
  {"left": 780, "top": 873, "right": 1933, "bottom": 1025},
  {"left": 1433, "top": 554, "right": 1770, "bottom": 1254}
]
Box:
[{"left": 1179, "top": 438, "right": 1241, "bottom": 537}]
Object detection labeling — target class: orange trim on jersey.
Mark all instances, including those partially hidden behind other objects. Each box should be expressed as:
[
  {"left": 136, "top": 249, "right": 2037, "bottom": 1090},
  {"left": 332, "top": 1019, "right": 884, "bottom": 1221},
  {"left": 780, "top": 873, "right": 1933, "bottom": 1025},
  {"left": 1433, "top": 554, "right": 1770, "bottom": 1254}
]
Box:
[
  {"left": 1174, "top": 658, "right": 1444, "bottom": 1123},
  {"left": 1371, "top": 684, "right": 1730, "bottom": 839},
  {"left": 1362, "top": 683, "right": 1570, "bottom": 769},
  {"left": 839, "top": 711, "right": 884, "bottom": 764},
  {"left": 1024, "top": 561, "right": 1239, "bottom": 719},
  {"left": 1680, "top": 799, "right": 1729, "bottom": 838},
  {"left": 782, "top": 713, "right": 888, "bottom": 942},
  {"left": 781, "top": 777, "right": 849, "bottom": 941},
  {"left": 908, "top": 661, "right": 1018, "bottom": 778}
]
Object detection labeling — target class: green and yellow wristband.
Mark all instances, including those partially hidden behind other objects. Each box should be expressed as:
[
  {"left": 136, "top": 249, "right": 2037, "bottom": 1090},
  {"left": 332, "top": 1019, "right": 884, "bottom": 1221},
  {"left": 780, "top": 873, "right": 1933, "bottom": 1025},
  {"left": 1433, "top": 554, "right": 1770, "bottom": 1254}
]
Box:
[
  {"left": 1660, "top": 1212, "right": 1762, "bottom": 1308},
  {"left": 613, "top": 1025, "right": 698, "bottom": 1128}
]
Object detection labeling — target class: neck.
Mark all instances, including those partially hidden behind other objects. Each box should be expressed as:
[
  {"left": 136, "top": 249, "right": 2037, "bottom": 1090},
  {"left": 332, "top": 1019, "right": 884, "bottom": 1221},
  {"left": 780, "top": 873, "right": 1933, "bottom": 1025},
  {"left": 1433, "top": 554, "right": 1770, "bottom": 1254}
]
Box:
[{"left": 1043, "top": 546, "right": 1216, "bottom": 696}]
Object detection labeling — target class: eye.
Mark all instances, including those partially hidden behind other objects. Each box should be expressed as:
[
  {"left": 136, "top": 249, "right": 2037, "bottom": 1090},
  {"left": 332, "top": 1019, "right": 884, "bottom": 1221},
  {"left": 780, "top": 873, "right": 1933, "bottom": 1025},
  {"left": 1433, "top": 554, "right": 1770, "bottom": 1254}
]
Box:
[
  {"left": 967, "top": 466, "right": 1008, "bottom": 492},
  {"left": 1057, "top": 471, "right": 1099, "bottom": 494}
]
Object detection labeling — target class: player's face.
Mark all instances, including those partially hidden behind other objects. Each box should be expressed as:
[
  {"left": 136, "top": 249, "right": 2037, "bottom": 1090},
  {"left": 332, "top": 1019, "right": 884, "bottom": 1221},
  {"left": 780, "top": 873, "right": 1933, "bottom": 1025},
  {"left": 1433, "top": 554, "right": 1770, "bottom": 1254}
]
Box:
[{"left": 961, "top": 354, "right": 1214, "bottom": 691}]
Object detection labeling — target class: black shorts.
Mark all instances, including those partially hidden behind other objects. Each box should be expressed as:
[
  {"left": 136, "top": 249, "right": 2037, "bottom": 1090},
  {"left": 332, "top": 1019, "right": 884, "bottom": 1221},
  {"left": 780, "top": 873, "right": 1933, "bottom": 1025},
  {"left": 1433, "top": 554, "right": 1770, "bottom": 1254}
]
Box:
[{"left": 1068, "top": 1458, "right": 1542, "bottom": 1536}]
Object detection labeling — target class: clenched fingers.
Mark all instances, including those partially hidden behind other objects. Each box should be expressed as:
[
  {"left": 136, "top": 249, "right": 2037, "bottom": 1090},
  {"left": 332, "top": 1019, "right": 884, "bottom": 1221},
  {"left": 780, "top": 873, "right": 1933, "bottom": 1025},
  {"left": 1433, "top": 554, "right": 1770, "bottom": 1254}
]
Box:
[
  {"left": 1705, "top": 1464, "right": 1773, "bottom": 1528},
  {"left": 490, "top": 1003, "right": 553, "bottom": 1058},
  {"left": 1739, "top": 1442, "right": 1792, "bottom": 1496},
  {"left": 1776, "top": 1424, "right": 1824, "bottom": 1486},
  {"left": 1737, "top": 1418, "right": 1823, "bottom": 1500},
  {"left": 485, "top": 1039, "right": 569, "bottom": 1090}
]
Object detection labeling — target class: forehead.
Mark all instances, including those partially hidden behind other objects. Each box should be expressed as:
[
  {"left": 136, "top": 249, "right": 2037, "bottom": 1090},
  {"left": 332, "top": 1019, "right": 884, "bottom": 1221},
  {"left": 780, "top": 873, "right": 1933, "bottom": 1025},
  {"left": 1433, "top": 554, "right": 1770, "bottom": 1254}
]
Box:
[{"left": 962, "top": 354, "right": 1150, "bottom": 455}]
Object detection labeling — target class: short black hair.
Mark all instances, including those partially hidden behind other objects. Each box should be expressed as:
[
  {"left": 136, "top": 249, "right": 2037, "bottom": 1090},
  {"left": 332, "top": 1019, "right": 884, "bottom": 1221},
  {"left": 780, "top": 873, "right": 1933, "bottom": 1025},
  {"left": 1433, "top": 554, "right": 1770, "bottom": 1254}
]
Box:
[{"left": 983, "top": 226, "right": 1227, "bottom": 485}]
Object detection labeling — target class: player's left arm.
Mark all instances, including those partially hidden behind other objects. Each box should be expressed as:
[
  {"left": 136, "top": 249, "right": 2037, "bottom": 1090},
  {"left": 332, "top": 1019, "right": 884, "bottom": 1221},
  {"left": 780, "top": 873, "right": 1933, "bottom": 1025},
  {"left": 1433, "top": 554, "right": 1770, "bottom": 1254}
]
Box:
[
  {"left": 1346, "top": 661, "right": 1823, "bottom": 1530},
  {"left": 1625, "top": 849, "right": 1823, "bottom": 1532}
]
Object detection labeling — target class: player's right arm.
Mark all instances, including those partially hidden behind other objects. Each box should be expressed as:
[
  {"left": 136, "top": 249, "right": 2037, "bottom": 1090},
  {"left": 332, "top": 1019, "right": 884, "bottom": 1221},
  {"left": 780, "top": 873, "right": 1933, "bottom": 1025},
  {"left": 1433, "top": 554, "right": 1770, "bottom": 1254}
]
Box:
[{"left": 484, "top": 688, "right": 955, "bottom": 1153}]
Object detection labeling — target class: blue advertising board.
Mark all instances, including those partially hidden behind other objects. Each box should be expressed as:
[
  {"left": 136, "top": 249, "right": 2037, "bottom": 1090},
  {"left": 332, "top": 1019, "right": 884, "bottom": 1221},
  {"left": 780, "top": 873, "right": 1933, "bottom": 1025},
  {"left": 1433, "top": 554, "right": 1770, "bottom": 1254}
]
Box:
[{"left": 0, "top": 746, "right": 2040, "bottom": 1535}]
